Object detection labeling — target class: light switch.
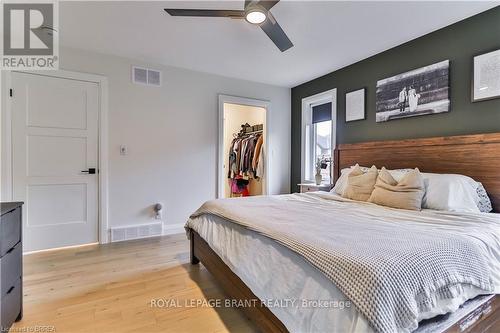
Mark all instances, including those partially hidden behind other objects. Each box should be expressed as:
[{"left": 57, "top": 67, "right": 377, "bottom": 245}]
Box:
[{"left": 120, "top": 145, "right": 128, "bottom": 155}]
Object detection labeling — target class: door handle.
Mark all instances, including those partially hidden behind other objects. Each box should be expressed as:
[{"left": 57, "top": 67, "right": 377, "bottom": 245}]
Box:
[{"left": 81, "top": 168, "right": 96, "bottom": 174}]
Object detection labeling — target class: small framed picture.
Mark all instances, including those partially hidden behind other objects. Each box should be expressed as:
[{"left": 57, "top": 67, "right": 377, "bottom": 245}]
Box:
[
  {"left": 473, "top": 49, "right": 500, "bottom": 102},
  {"left": 345, "top": 88, "right": 365, "bottom": 122}
]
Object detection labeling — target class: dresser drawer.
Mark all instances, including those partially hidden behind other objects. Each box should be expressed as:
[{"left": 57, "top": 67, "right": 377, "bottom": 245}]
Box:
[
  {"left": 0, "top": 207, "right": 21, "bottom": 257},
  {"left": 1, "top": 242, "right": 22, "bottom": 296},
  {"left": 1, "top": 278, "right": 21, "bottom": 331},
  {"left": 301, "top": 186, "right": 314, "bottom": 193}
]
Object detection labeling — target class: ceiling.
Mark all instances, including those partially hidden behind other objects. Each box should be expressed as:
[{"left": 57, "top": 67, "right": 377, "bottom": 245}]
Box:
[{"left": 60, "top": 1, "right": 499, "bottom": 87}]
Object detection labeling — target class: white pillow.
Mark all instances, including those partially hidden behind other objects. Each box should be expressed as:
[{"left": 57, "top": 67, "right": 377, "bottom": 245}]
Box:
[
  {"left": 331, "top": 167, "right": 351, "bottom": 195},
  {"left": 389, "top": 169, "right": 481, "bottom": 213},
  {"left": 422, "top": 173, "right": 480, "bottom": 213}
]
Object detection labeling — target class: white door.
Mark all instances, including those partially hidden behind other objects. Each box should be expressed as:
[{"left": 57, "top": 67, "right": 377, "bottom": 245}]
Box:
[{"left": 11, "top": 72, "right": 99, "bottom": 252}]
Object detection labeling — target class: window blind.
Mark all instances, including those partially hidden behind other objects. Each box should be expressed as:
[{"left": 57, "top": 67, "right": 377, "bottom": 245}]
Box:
[{"left": 312, "top": 102, "right": 332, "bottom": 124}]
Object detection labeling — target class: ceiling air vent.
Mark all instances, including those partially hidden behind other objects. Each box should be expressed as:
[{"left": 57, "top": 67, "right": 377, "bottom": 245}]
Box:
[{"left": 132, "top": 66, "right": 162, "bottom": 87}]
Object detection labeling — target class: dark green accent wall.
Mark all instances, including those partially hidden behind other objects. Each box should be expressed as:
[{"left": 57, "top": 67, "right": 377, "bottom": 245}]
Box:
[{"left": 291, "top": 6, "right": 500, "bottom": 192}]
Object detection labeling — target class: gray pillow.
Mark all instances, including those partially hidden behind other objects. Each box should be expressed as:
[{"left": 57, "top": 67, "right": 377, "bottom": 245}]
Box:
[{"left": 476, "top": 183, "right": 493, "bottom": 213}]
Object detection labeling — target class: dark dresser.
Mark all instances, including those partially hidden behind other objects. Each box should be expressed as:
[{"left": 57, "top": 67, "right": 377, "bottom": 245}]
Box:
[{"left": 0, "top": 202, "right": 23, "bottom": 331}]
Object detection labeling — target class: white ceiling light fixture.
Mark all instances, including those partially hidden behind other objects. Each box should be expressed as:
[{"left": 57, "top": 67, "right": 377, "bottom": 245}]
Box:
[{"left": 245, "top": 7, "right": 267, "bottom": 25}]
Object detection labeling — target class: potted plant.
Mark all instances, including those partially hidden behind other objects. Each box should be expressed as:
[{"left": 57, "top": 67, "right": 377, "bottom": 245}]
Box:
[{"left": 315, "top": 158, "right": 328, "bottom": 185}]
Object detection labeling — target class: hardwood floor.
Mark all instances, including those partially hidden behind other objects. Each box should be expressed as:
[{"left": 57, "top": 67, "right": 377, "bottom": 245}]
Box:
[{"left": 12, "top": 235, "right": 258, "bottom": 333}]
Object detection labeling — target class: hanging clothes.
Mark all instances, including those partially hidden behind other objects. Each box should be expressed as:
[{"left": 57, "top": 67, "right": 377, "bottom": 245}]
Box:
[
  {"left": 227, "top": 138, "right": 239, "bottom": 178},
  {"left": 227, "top": 125, "right": 265, "bottom": 196},
  {"left": 252, "top": 134, "right": 264, "bottom": 175},
  {"left": 256, "top": 146, "right": 264, "bottom": 178},
  {"left": 243, "top": 136, "right": 257, "bottom": 174}
]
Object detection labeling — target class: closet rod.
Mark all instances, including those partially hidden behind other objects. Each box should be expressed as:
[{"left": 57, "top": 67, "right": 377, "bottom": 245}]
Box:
[
  {"left": 243, "top": 130, "right": 263, "bottom": 134},
  {"left": 235, "top": 129, "right": 263, "bottom": 138}
]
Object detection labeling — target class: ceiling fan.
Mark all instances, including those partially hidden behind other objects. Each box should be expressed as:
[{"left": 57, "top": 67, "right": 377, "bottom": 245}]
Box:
[{"left": 164, "top": 0, "right": 293, "bottom": 52}]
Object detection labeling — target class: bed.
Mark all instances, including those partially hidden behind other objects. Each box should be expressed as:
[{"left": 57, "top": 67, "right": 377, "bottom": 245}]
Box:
[{"left": 186, "top": 133, "right": 500, "bottom": 333}]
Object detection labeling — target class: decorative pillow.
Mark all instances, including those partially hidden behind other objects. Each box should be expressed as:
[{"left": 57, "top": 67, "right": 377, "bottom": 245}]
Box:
[
  {"left": 334, "top": 166, "right": 491, "bottom": 212},
  {"left": 368, "top": 167, "right": 425, "bottom": 211},
  {"left": 387, "top": 169, "right": 486, "bottom": 213},
  {"left": 331, "top": 165, "right": 372, "bottom": 195},
  {"left": 476, "top": 183, "right": 493, "bottom": 213},
  {"left": 342, "top": 165, "right": 378, "bottom": 202}
]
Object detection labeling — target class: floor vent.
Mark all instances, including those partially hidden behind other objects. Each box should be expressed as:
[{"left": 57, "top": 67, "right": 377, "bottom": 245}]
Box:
[{"left": 111, "top": 223, "right": 163, "bottom": 242}]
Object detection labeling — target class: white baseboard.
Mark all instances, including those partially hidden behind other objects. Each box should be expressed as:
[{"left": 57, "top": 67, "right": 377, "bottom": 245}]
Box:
[{"left": 162, "top": 223, "right": 185, "bottom": 236}]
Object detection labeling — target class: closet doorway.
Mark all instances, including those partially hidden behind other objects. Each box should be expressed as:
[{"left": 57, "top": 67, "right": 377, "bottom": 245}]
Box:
[{"left": 218, "top": 95, "right": 269, "bottom": 199}]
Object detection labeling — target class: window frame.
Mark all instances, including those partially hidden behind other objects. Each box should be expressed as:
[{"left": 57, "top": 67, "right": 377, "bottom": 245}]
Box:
[{"left": 301, "top": 89, "right": 337, "bottom": 184}]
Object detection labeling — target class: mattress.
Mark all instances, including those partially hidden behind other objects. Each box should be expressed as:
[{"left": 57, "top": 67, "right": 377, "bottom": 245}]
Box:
[{"left": 190, "top": 205, "right": 495, "bottom": 333}]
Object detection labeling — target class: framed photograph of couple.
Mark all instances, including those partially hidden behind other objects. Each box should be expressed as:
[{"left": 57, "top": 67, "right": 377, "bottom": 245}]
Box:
[
  {"left": 345, "top": 88, "right": 365, "bottom": 122},
  {"left": 375, "top": 60, "right": 450, "bottom": 123},
  {"left": 472, "top": 49, "right": 500, "bottom": 102}
]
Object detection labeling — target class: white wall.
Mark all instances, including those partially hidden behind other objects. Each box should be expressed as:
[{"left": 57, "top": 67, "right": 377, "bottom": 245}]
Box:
[
  {"left": 14, "top": 47, "right": 289, "bottom": 233},
  {"left": 1, "top": 73, "right": 8, "bottom": 201}
]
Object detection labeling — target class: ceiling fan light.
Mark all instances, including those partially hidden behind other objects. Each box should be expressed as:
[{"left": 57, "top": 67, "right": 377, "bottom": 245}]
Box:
[{"left": 245, "top": 9, "right": 267, "bottom": 24}]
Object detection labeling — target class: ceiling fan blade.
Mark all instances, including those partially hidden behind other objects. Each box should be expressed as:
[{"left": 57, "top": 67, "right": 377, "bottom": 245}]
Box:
[
  {"left": 245, "top": 0, "right": 280, "bottom": 10},
  {"left": 260, "top": 12, "right": 293, "bottom": 52},
  {"left": 258, "top": 0, "right": 280, "bottom": 11},
  {"left": 164, "top": 8, "right": 245, "bottom": 18}
]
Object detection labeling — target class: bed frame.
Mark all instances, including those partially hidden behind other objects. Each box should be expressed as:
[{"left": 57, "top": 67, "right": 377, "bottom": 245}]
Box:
[{"left": 189, "top": 133, "right": 500, "bottom": 333}]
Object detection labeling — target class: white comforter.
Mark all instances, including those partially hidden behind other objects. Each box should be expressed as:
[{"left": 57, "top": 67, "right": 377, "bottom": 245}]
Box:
[{"left": 187, "top": 192, "right": 500, "bottom": 332}]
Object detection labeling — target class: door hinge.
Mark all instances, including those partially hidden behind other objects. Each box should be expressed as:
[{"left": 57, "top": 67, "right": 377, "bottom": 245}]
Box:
[{"left": 9, "top": 89, "right": 13, "bottom": 97}]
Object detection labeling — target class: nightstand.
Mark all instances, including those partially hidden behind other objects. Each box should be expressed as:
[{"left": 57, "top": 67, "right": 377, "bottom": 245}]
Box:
[{"left": 298, "top": 183, "right": 333, "bottom": 193}]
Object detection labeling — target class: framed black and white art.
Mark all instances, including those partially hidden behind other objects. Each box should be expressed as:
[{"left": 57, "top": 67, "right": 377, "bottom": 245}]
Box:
[
  {"left": 345, "top": 88, "right": 365, "bottom": 122},
  {"left": 375, "top": 60, "right": 450, "bottom": 122},
  {"left": 473, "top": 49, "right": 500, "bottom": 102}
]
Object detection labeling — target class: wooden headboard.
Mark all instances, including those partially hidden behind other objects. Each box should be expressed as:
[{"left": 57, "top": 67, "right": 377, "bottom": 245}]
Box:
[{"left": 334, "top": 133, "right": 500, "bottom": 213}]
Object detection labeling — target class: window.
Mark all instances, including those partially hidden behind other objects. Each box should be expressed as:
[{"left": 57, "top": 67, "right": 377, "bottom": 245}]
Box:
[
  {"left": 313, "top": 119, "right": 332, "bottom": 183},
  {"left": 301, "top": 90, "right": 336, "bottom": 185}
]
